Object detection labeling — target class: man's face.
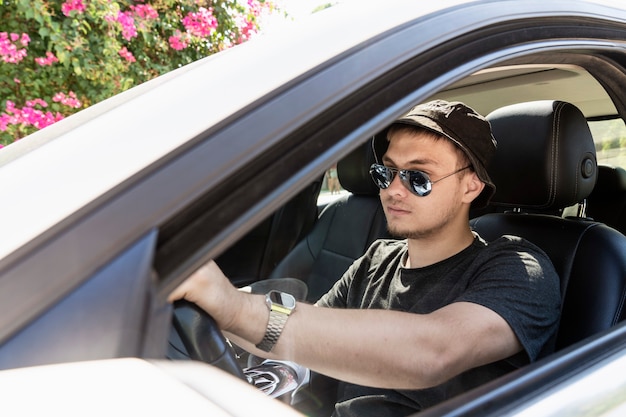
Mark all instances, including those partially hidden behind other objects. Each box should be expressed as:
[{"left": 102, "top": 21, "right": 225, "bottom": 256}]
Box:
[{"left": 380, "top": 130, "right": 470, "bottom": 239}]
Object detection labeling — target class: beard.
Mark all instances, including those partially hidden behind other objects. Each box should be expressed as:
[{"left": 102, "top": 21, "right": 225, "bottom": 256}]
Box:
[{"left": 384, "top": 198, "right": 459, "bottom": 240}]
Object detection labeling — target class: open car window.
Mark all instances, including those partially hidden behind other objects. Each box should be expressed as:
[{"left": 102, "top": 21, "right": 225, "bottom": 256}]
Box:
[{"left": 590, "top": 118, "right": 626, "bottom": 168}]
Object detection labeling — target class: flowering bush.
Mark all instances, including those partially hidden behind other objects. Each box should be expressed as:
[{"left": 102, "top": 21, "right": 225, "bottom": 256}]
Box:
[{"left": 0, "top": 0, "right": 276, "bottom": 147}]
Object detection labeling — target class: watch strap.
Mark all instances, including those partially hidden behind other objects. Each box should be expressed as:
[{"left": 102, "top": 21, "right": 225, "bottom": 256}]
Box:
[{"left": 256, "top": 309, "right": 288, "bottom": 352}]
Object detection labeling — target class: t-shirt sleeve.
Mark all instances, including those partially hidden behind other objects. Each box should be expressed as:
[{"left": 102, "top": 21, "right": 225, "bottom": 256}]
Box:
[{"left": 456, "top": 236, "right": 561, "bottom": 362}]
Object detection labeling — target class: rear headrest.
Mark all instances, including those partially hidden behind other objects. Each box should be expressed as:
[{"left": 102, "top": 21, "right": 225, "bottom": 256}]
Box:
[
  {"left": 590, "top": 165, "right": 626, "bottom": 202},
  {"left": 486, "top": 101, "right": 597, "bottom": 210},
  {"left": 337, "top": 139, "right": 380, "bottom": 196}
]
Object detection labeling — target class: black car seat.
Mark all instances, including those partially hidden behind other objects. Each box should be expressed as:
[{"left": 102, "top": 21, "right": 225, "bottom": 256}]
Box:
[
  {"left": 269, "top": 141, "right": 391, "bottom": 302},
  {"left": 471, "top": 100, "right": 626, "bottom": 350},
  {"left": 586, "top": 164, "right": 626, "bottom": 235},
  {"left": 217, "top": 177, "right": 323, "bottom": 285}
]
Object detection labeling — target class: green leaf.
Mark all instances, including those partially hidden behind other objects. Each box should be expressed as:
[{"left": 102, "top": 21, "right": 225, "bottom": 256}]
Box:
[
  {"left": 56, "top": 50, "right": 69, "bottom": 64},
  {"left": 80, "top": 20, "right": 92, "bottom": 35},
  {"left": 70, "top": 57, "right": 82, "bottom": 76}
]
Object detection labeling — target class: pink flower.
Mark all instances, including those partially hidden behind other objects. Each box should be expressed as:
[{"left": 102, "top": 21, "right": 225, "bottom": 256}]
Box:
[
  {"left": 25, "top": 98, "right": 48, "bottom": 108},
  {"left": 131, "top": 4, "right": 158, "bottom": 20},
  {"left": 233, "top": 0, "right": 271, "bottom": 43},
  {"left": 0, "top": 32, "right": 29, "bottom": 64},
  {"left": 52, "top": 91, "right": 82, "bottom": 108},
  {"left": 236, "top": 16, "right": 257, "bottom": 42},
  {"left": 182, "top": 7, "right": 218, "bottom": 38},
  {"left": 248, "top": 0, "right": 262, "bottom": 17},
  {"left": 5, "top": 100, "right": 16, "bottom": 114},
  {"left": 35, "top": 51, "right": 59, "bottom": 66},
  {"left": 118, "top": 46, "right": 136, "bottom": 62},
  {"left": 61, "top": 0, "right": 86, "bottom": 16},
  {"left": 0, "top": 99, "right": 64, "bottom": 132},
  {"left": 168, "top": 32, "right": 188, "bottom": 51},
  {"left": 0, "top": 114, "right": 11, "bottom": 132},
  {"left": 117, "top": 11, "right": 137, "bottom": 41}
]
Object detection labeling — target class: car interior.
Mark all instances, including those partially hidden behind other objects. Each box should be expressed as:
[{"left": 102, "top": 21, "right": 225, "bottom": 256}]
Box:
[
  {"left": 474, "top": 100, "right": 626, "bottom": 351},
  {"left": 164, "top": 61, "right": 626, "bottom": 414},
  {"left": 211, "top": 64, "right": 626, "bottom": 288},
  {"left": 8, "top": 5, "right": 626, "bottom": 414}
]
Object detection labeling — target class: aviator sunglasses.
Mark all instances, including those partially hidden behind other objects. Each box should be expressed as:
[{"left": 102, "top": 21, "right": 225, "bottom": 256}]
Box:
[{"left": 369, "top": 164, "right": 471, "bottom": 197}]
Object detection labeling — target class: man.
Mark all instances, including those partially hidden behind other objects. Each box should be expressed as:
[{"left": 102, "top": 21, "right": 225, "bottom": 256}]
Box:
[{"left": 169, "top": 100, "right": 561, "bottom": 416}]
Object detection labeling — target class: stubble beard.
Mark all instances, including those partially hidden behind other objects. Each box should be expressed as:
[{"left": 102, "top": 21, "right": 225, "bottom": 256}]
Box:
[{"left": 385, "top": 200, "right": 458, "bottom": 240}]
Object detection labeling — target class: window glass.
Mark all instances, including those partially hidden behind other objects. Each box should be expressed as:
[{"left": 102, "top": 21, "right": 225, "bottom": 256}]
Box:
[
  {"left": 318, "top": 163, "right": 347, "bottom": 206},
  {"left": 589, "top": 118, "right": 626, "bottom": 168}
]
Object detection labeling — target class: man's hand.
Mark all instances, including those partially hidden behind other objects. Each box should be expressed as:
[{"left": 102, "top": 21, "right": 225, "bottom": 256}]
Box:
[{"left": 168, "top": 260, "right": 244, "bottom": 331}]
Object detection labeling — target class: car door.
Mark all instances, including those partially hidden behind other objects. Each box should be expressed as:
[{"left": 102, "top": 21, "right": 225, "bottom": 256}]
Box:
[{"left": 2, "top": 1, "right": 626, "bottom": 414}]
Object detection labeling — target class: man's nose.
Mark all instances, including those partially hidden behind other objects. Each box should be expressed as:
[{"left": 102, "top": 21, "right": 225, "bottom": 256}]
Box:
[{"left": 385, "top": 172, "right": 408, "bottom": 196}]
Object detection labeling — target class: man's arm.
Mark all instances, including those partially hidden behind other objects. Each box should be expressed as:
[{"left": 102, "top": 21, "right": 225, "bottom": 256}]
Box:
[{"left": 169, "top": 261, "right": 522, "bottom": 390}]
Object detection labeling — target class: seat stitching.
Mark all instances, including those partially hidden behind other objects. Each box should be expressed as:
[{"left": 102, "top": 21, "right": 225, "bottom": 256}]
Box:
[{"left": 551, "top": 102, "right": 563, "bottom": 206}]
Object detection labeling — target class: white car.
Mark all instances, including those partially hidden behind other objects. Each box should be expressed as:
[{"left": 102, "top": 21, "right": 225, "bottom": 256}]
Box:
[{"left": 1, "top": 1, "right": 626, "bottom": 415}]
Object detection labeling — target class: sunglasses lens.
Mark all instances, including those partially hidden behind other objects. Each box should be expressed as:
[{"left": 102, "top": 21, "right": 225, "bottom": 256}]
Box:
[
  {"left": 407, "top": 171, "right": 432, "bottom": 196},
  {"left": 369, "top": 164, "right": 393, "bottom": 189},
  {"left": 370, "top": 164, "right": 434, "bottom": 196}
]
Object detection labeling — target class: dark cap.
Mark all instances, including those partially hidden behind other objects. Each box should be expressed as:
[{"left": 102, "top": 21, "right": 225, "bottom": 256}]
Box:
[{"left": 378, "top": 100, "right": 497, "bottom": 208}]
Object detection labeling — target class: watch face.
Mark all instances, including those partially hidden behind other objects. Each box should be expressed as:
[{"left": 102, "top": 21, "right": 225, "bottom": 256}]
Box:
[{"left": 268, "top": 290, "right": 296, "bottom": 309}]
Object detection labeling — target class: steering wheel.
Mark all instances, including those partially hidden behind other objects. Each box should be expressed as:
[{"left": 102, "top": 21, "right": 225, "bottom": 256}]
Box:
[
  {"left": 171, "top": 300, "right": 247, "bottom": 381},
  {"left": 169, "top": 279, "right": 307, "bottom": 381}
]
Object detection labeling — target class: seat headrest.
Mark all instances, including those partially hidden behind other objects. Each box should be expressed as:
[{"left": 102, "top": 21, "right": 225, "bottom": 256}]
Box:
[
  {"left": 337, "top": 140, "right": 380, "bottom": 196},
  {"left": 590, "top": 165, "right": 626, "bottom": 202},
  {"left": 486, "top": 101, "right": 597, "bottom": 210}
]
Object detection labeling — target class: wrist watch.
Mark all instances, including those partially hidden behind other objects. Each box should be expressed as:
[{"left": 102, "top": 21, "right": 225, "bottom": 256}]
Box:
[{"left": 256, "top": 290, "right": 296, "bottom": 352}]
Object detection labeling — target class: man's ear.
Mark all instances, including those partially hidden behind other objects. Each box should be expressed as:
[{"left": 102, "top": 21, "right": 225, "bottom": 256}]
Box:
[{"left": 463, "top": 172, "right": 485, "bottom": 204}]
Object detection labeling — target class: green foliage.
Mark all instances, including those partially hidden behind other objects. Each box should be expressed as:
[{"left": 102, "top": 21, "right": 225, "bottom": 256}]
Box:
[
  {"left": 311, "top": 2, "right": 335, "bottom": 14},
  {"left": 0, "top": 0, "right": 275, "bottom": 145}
]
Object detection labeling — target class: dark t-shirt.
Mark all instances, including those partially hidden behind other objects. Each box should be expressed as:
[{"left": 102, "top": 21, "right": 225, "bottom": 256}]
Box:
[{"left": 316, "top": 234, "right": 561, "bottom": 416}]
